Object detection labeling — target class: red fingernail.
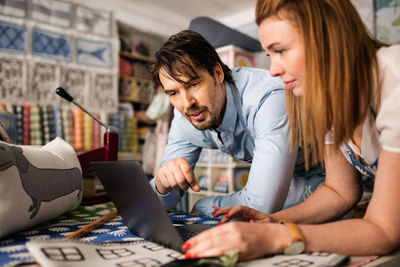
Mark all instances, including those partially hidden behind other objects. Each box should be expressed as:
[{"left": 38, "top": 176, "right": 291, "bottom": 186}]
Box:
[
  {"left": 250, "top": 219, "right": 255, "bottom": 223},
  {"left": 225, "top": 213, "right": 230, "bottom": 218},
  {"left": 212, "top": 212, "right": 216, "bottom": 217},
  {"left": 184, "top": 252, "right": 191, "bottom": 259},
  {"left": 217, "top": 221, "right": 222, "bottom": 226},
  {"left": 182, "top": 242, "right": 191, "bottom": 250}
]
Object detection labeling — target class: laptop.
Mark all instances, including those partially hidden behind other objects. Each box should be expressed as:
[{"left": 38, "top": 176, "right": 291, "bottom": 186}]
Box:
[{"left": 91, "top": 160, "right": 213, "bottom": 252}]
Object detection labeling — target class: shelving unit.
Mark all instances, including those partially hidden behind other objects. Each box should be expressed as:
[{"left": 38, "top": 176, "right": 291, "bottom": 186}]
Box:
[
  {"left": 118, "top": 51, "right": 157, "bottom": 154},
  {"left": 119, "top": 52, "right": 155, "bottom": 104},
  {"left": 188, "top": 148, "right": 250, "bottom": 211}
]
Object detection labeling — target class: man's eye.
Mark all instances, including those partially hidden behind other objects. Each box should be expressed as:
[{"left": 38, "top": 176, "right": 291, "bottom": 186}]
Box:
[
  {"left": 276, "top": 49, "right": 285, "bottom": 54},
  {"left": 191, "top": 82, "right": 199, "bottom": 87},
  {"left": 169, "top": 92, "right": 176, "bottom": 97}
]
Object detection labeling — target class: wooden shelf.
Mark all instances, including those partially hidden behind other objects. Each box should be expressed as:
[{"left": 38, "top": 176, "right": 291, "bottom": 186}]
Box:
[
  {"left": 118, "top": 152, "right": 142, "bottom": 161},
  {"left": 119, "top": 75, "right": 153, "bottom": 84},
  {"left": 119, "top": 97, "right": 151, "bottom": 105},
  {"left": 188, "top": 148, "right": 251, "bottom": 211},
  {"left": 120, "top": 51, "right": 155, "bottom": 63},
  {"left": 137, "top": 117, "right": 157, "bottom": 125}
]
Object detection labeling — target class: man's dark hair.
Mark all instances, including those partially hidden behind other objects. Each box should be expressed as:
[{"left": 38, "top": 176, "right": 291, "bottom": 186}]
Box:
[{"left": 151, "top": 30, "right": 234, "bottom": 88}]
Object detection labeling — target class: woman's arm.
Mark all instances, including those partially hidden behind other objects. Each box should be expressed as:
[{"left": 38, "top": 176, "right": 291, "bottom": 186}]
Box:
[
  {"left": 301, "top": 149, "right": 400, "bottom": 255},
  {"left": 213, "top": 143, "right": 362, "bottom": 224},
  {"left": 186, "top": 149, "right": 400, "bottom": 259},
  {"left": 271, "top": 143, "right": 362, "bottom": 223}
]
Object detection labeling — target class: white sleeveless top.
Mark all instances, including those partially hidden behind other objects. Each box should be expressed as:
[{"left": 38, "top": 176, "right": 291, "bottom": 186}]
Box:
[{"left": 325, "top": 45, "right": 400, "bottom": 178}]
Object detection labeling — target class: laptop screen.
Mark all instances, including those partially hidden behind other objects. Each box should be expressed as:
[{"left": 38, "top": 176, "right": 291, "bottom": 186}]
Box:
[{"left": 91, "top": 160, "right": 185, "bottom": 251}]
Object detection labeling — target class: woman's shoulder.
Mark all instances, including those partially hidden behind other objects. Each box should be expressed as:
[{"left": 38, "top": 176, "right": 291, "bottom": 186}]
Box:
[{"left": 377, "top": 44, "right": 400, "bottom": 64}]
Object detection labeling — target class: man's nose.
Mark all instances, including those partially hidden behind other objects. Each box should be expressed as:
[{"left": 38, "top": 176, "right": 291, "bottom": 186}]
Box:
[{"left": 182, "top": 92, "right": 195, "bottom": 108}]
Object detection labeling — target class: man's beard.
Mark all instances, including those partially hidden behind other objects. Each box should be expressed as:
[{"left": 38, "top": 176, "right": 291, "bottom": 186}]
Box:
[{"left": 185, "top": 106, "right": 217, "bottom": 130}]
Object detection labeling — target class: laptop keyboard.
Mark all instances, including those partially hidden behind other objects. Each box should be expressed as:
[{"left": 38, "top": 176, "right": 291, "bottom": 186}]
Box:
[{"left": 175, "top": 226, "right": 197, "bottom": 241}]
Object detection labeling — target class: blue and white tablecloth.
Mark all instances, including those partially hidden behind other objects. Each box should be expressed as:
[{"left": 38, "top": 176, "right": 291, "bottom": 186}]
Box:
[{"left": 0, "top": 202, "right": 219, "bottom": 267}]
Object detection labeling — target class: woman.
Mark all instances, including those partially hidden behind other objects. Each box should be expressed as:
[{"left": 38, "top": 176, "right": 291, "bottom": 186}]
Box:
[{"left": 182, "top": 0, "right": 400, "bottom": 261}]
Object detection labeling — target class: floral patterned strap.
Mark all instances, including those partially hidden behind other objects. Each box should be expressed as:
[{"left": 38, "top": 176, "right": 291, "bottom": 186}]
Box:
[{"left": 345, "top": 144, "right": 378, "bottom": 179}]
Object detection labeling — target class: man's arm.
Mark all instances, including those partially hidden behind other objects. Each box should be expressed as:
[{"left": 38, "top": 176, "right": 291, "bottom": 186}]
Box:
[
  {"left": 195, "top": 90, "right": 297, "bottom": 215},
  {"left": 149, "top": 113, "right": 202, "bottom": 209}
]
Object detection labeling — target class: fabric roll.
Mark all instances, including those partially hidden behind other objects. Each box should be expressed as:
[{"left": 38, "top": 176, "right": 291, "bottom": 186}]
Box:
[
  {"left": 13, "top": 104, "right": 24, "bottom": 144},
  {"left": 62, "top": 109, "right": 74, "bottom": 146},
  {"left": 23, "top": 104, "right": 30, "bottom": 145},
  {"left": 42, "top": 106, "right": 56, "bottom": 144},
  {"left": 53, "top": 107, "right": 63, "bottom": 139},
  {"left": 122, "top": 116, "right": 132, "bottom": 152},
  {"left": 92, "top": 112, "right": 101, "bottom": 149},
  {"left": 83, "top": 112, "right": 93, "bottom": 151},
  {"left": 30, "top": 104, "right": 43, "bottom": 146},
  {"left": 73, "top": 107, "right": 84, "bottom": 151}
]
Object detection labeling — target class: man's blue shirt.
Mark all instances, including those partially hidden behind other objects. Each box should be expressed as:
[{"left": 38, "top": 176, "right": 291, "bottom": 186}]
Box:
[{"left": 150, "top": 67, "right": 298, "bottom": 215}]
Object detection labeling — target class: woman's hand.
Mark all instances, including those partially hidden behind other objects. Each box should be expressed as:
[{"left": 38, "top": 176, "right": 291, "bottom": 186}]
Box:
[
  {"left": 212, "top": 205, "right": 275, "bottom": 224},
  {"left": 183, "top": 222, "right": 284, "bottom": 260}
]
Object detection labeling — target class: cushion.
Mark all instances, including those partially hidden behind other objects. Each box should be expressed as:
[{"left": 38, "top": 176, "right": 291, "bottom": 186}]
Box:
[
  {"left": 189, "top": 16, "right": 263, "bottom": 52},
  {"left": 0, "top": 137, "right": 82, "bottom": 238}
]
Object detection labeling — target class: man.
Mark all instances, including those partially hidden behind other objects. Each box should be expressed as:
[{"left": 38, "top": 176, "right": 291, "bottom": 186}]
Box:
[{"left": 149, "top": 30, "right": 297, "bottom": 216}]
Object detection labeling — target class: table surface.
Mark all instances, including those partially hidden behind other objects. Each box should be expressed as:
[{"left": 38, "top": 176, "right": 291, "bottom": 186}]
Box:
[
  {"left": 1, "top": 202, "right": 399, "bottom": 267},
  {"left": 0, "top": 202, "right": 219, "bottom": 267}
]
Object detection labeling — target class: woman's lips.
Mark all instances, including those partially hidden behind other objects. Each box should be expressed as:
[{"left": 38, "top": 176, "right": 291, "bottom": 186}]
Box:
[{"left": 284, "top": 80, "right": 295, "bottom": 89}]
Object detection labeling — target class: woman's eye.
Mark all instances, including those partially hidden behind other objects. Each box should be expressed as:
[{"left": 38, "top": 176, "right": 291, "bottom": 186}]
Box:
[
  {"left": 191, "top": 82, "right": 199, "bottom": 87},
  {"left": 276, "top": 49, "right": 285, "bottom": 54}
]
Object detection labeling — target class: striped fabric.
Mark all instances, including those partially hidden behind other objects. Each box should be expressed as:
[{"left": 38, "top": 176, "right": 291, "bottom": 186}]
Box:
[
  {"left": 92, "top": 112, "right": 101, "bottom": 149},
  {"left": 13, "top": 104, "right": 24, "bottom": 144},
  {"left": 83, "top": 112, "right": 93, "bottom": 151},
  {"left": 62, "top": 108, "right": 74, "bottom": 146},
  {"left": 118, "top": 115, "right": 125, "bottom": 151},
  {"left": 122, "top": 116, "right": 132, "bottom": 152},
  {"left": 53, "top": 107, "right": 63, "bottom": 139},
  {"left": 30, "top": 104, "right": 43, "bottom": 146},
  {"left": 73, "top": 107, "right": 84, "bottom": 151},
  {"left": 131, "top": 117, "right": 139, "bottom": 153},
  {"left": 42, "top": 105, "right": 56, "bottom": 144},
  {"left": 23, "top": 104, "right": 30, "bottom": 145}
]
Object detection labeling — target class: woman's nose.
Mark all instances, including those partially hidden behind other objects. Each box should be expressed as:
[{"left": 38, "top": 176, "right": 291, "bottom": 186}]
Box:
[{"left": 269, "top": 60, "right": 283, "bottom": 77}]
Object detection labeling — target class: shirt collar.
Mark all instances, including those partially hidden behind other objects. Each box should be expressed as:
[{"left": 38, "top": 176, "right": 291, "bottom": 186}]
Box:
[{"left": 215, "top": 82, "right": 237, "bottom": 133}]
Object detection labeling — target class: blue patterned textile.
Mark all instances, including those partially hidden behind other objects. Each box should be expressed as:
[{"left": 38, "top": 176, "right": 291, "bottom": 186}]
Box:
[
  {"left": 0, "top": 203, "right": 218, "bottom": 267},
  {"left": 0, "top": 21, "right": 26, "bottom": 53},
  {"left": 77, "top": 39, "right": 112, "bottom": 68},
  {"left": 32, "top": 28, "right": 71, "bottom": 61}
]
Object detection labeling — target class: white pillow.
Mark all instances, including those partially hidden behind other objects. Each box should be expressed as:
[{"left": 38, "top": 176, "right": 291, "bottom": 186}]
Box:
[{"left": 0, "top": 137, "right": 82, "bottom": 238}]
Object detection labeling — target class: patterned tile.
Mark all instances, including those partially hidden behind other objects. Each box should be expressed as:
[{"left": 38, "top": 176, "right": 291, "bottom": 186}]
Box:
[
  {"left": 32, "top": 28, "right": 71, "bottom": 61},
  {"left": 77, "top": 38, "right": 112, "bottom": 68},
  {"left": 0, "top": 0, "right": 26, "bottom": 18},
  {"left": 91, "top": 72, "right": 118, "bottom": 110},
  {"left": 0, "top": 56, "right": 26, "bottom": 100},
  {"left": 30, "top": 0, "right": 73, "bottom": 28},
  {"left": 75, "top": 5, "right": 112, "bottom": 37},
  {"left": 0, "top": 21, "right": 26, "bottom": 53},
  {"left": 29, "top": 61, "right": 60, "bottom": 104}
]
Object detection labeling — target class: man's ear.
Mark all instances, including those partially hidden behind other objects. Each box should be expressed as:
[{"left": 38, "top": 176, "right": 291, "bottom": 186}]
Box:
[{"left": 214, "top": 63, "right": 225, "bottom": 84}]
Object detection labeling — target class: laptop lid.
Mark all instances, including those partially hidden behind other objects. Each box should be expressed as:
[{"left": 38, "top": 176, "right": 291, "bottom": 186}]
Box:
[{"left": 91, "top": 160, "right": 185, "bottom": 251}]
